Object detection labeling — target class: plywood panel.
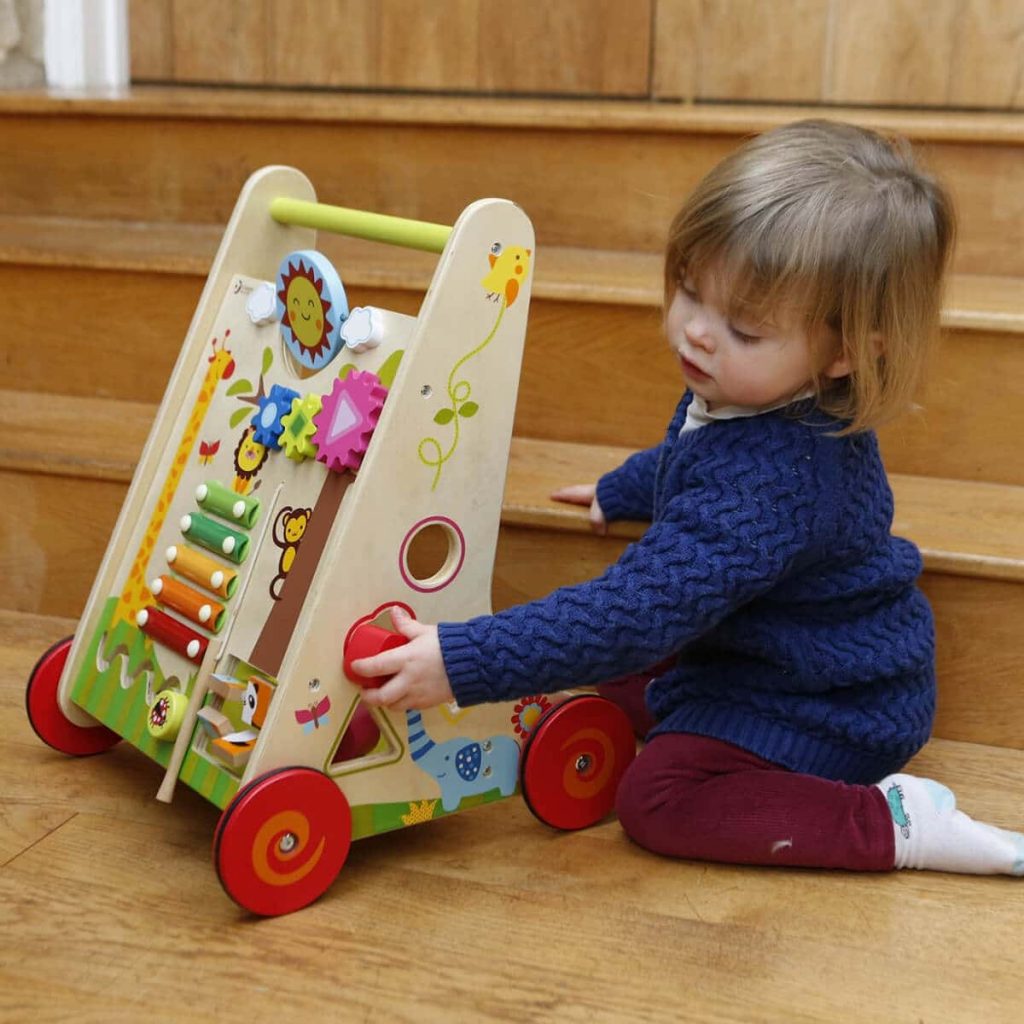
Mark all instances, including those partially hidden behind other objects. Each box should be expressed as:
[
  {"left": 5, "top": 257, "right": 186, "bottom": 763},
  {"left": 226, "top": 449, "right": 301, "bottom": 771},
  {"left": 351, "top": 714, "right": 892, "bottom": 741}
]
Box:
[
  {"left": 828, "top": 0, "right": 958, "bottom": 106},
  {"left": 477, "top": 0, "right": 653, "bottom": 96},
  {"left": 267, "top": 0, "right": 378, "bottom": 88},
  {"left": 128, "top": 0, "right": 173, "bottom": 81},
  {"left": 948, "top": 0, "right": 1024, "bottom": 110},
  {"left": 698, "top": 0, "right": 829, "bottom": 103},
  {"left": 651, "top": 0, "right": 700, "bottom": 100},
  {"left": 172, "top": 0, "right": 268, "bottom": 85},
  {"left": 376, "top": 0, "right": 479, "bottom": 91}
]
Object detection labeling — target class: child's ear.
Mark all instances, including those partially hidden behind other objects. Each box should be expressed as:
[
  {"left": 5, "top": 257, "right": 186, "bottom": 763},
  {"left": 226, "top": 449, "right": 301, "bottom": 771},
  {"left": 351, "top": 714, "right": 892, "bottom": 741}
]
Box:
[{"left": 822, "top": 332, "right": 883, "bottom": 380}]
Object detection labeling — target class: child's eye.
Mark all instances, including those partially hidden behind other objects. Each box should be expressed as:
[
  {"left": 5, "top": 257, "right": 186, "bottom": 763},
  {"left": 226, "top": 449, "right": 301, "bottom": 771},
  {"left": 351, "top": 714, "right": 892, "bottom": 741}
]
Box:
[{"left": 731, "top": 326, "right": 761, "bottom": 344}]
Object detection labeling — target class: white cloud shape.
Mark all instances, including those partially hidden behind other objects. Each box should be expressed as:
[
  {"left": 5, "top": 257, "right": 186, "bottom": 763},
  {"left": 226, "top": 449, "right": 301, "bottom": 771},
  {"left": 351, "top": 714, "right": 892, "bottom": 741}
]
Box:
[
  {"left": 341, "top": 306, "right": 382, "bottom": 352},
  {"left": 246, "top": 281, "right": 277, "bottom": 325}
]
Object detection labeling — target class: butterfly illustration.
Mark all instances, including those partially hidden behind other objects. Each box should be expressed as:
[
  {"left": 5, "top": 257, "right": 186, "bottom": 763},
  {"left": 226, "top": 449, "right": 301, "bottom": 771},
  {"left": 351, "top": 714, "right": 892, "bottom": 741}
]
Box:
[
  {"left": 295, "top": 696, "right": 331, "bottom": 733},
  {"left": 198, "top": 440, "right": 221, "bottom": 465}
]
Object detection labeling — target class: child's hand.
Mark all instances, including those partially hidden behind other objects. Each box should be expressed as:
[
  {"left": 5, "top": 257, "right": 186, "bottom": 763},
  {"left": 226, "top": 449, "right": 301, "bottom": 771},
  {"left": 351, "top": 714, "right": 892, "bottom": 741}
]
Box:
[
  {"left": 551, "top": 483, "right": 607, "bottom": 535},
  {"left": 351, "top": 607, "right": 455, "bottom": 711}
]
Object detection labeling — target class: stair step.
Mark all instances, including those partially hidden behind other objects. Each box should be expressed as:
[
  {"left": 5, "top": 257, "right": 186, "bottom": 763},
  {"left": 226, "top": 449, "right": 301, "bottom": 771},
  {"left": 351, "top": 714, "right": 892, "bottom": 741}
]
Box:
[
  {"left": 3, "top": 214, "right": 1023, "bottom": 484},
  {"left": 3, "top": 392, "right": 1023, "bottom": 751},
  {"left": 2, "top": 88, "right": 1022, "bottom": 275}
]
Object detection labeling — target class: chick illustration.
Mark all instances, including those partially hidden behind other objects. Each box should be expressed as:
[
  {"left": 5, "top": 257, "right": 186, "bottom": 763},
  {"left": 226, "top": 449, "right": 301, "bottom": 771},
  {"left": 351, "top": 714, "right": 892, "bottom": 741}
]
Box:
[{"left": 481, "top": 242, "right": 532, "bottom": 307}]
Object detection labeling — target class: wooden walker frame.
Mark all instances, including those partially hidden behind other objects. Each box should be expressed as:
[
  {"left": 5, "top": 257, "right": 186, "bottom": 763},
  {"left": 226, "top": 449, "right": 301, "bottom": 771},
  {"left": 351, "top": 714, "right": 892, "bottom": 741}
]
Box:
[{"left": 25, "top": 167, "right": 636, "bottom": 916}]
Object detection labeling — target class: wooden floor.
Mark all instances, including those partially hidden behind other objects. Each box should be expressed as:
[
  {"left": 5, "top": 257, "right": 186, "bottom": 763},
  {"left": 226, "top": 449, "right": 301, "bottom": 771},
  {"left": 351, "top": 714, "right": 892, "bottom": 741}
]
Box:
[{"left": 2, "top": 611, "right": 1024, "bottom": 1022}]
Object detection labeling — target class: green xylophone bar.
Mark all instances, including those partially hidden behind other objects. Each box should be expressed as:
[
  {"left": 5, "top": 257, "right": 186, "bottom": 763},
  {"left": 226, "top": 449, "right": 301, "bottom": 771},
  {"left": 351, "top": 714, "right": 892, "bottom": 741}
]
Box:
[
  {"left": 179, "top": 513, "right": 249, "bottom": 564},
  {"left": 195, "top": 481, "right": 260, "bottom": 528}
]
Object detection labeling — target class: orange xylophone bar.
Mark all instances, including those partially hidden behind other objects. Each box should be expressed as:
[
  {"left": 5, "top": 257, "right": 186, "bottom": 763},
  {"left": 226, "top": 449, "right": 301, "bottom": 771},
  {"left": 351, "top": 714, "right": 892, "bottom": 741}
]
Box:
[
  {"left": 136, "top": 607, "right": 209, "bottom": 664},
  {"left": 165, "top": 544, "right": 238, "bottom": 598},
  {"left": 150, "top": 575, "right": 226, "bottom": 633}
]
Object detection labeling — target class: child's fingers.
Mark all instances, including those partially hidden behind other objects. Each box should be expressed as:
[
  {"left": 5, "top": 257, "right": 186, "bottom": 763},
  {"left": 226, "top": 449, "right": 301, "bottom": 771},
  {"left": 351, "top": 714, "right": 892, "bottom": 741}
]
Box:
[
  {"left": 551, "top": 483, "right": 596, "bottom": 506},
  {"left": 389, "top": 607, "right": 426, "bottom": 640},
  {"left": 349, "top": 651, "right": 402, "bottom": 679},
  {"left": 366, "top": 674, "right": 412, "bottom": 708}
]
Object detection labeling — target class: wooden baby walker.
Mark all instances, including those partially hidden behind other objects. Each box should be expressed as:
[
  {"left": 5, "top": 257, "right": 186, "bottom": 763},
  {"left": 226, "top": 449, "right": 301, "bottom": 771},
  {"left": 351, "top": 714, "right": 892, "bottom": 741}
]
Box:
[{"left": 24, "top": 167, "right": 636, "bottom": 916}]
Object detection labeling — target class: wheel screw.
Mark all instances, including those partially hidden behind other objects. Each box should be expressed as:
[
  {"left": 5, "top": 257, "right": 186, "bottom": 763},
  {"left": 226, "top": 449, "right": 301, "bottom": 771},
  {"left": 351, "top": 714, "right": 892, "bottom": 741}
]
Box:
[
  {"left": 575, "top": 754, "right": 592, "bottom": 774},
  {"left": 278, "top": 832, "right": 298, "bottom": 854}
]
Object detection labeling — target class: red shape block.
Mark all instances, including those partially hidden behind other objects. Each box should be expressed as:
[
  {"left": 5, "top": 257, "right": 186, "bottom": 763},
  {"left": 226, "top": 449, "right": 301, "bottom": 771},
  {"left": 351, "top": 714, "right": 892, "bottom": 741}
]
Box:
[
  {"left": 137, "top": 606, "right": 209, "bottom": 664},
  {"left": 343, "top": 623, "right": 409, "bottom": 687}
]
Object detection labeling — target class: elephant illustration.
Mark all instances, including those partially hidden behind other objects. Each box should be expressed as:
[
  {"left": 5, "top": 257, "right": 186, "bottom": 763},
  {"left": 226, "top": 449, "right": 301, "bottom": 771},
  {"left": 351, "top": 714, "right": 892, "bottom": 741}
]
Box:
[{"left": 406, "top": 710, "right": 520, "bottom": 812}]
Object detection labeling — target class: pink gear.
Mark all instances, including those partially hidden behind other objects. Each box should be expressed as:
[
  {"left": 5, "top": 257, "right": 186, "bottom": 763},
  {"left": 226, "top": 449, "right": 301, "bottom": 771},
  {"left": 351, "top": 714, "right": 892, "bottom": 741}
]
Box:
[{"left": 312, "top": 371, "right": 388, "bottom": 473}]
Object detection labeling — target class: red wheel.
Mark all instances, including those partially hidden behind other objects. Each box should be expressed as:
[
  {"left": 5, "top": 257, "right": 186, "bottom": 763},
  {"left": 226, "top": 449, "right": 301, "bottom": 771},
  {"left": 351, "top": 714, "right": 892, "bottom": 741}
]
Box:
[
  {"left": 520, "top": 694, "right": 637, "bottom": 831},
  {"left": 25, "top": 636, "right": 121, "bottom": 756},
  {"left": 214, "top": 767, "right": 352, "bottom": 916}
]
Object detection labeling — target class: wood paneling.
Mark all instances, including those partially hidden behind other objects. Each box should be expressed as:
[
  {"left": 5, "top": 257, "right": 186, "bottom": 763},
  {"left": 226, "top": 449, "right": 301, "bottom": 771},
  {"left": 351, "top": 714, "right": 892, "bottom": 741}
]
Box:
[
  {"left": 172, "top": 0, "right": 268, "bottom": 84},
  {"left": 697, "top": 0, "right": 830, "bottom": 103},
  {"left": 948, "top": 0, "right": 1024, "bottom": 109},
  {"left": 128, "top": 0, "right": 173, "bottom": 81},
  {"left": 827, "top": 0, "right": 959, "bottom": 106},
  {"left": 130, "top": 0, "right": 652, "bottom": 96},
  {"left": 651, "top": 0, "right": 699, "bottom": 100},
  {"left": 476, "top": 0, "right": 652, "bottom": 96}
]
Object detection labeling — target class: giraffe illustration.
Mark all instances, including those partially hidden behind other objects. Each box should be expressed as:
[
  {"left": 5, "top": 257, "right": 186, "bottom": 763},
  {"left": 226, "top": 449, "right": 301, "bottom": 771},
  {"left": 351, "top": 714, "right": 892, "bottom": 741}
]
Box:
[{"left": 111, "top": 336, "right": 236, "bottom": 628}]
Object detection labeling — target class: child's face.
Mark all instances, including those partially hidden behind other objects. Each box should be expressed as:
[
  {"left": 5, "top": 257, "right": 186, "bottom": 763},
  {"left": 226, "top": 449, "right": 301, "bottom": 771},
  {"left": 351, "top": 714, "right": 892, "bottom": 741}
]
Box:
[{"left": 665, "top": 266, "right": 848, "bottom": 410}]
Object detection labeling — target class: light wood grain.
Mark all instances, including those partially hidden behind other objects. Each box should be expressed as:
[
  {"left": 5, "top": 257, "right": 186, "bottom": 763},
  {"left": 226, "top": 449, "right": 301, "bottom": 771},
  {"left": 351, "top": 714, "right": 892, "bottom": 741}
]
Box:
[
  {"left": 127, "top": 0, "right": 173, "bottom": 81},
  {"left": 650, "top": 0, "right": 699, "bottom": 100},
  {"left": 828, "top": 0, "right": 959, "bottom": 106},
  {"left": 948, "top": 0, "right": 1024, "bottom": 109},
  {"left": 698, "top": 0, "right": 829, "bottom": 103},
  {"left": 3, "top": 608, "right": 1024, "bottom": 1022},
  {"left": 171, "top": 0, "right": 268, "bottom": 84}
]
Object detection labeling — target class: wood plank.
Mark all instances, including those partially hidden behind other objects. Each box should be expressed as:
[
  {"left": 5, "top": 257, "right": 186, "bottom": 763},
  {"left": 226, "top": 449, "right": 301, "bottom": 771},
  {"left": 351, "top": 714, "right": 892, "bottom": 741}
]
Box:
[
  {"left": 828, "top": 0, "right": 959, "bottom": 107},
  {"left": 127, "top": 0, "right": 173, "bottom": 81},
  {"left": 3, "top": 605, "right": 1024, "bottom": 1021},
  {"left": 1, "top": 92, "right": 1022, "bottom": 274},
  {"left": 948, "top": 0, "right": 1024, "bottom": 110},
  {"left": 476, "top": 0, "right": 653, "bottom": 97},
  {"left": 697, "top": 0, "right": 829, "bottom": 103},
  {"left": 171, "top": 0, "right": 268, "bottom": 85},
  {"left": 650, "top": 0, "right": 699, "bottom": 100}
]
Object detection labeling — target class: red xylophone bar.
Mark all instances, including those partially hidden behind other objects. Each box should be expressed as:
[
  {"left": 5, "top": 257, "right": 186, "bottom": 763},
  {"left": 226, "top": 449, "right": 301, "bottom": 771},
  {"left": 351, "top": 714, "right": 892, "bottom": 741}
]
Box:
[{"left": 136, "top": 606, "right": 209, "bottom": 664}]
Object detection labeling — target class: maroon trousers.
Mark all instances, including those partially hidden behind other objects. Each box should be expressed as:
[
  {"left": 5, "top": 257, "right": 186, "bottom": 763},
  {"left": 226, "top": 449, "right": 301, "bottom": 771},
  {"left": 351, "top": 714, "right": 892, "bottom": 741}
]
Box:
[{"left": 600, "top": 681, "right": 896, "bottom": 871}]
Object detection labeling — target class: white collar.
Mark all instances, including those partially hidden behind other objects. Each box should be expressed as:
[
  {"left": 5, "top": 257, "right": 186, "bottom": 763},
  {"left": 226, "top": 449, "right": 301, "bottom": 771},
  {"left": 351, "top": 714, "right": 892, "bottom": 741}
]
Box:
[{"left": 681, "top": 389, "right": 816, "bottom": 434}]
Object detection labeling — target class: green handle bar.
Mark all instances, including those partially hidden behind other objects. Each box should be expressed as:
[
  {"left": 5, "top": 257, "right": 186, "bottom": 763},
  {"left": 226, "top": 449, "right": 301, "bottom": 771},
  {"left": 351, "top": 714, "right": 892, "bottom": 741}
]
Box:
[{"left": 269, "top": 197, "right": 452, "bottom": 254}]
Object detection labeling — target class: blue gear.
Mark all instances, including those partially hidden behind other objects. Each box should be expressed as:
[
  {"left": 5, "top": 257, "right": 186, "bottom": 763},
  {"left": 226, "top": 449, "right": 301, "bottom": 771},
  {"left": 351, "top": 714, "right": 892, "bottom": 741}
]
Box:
[{"left": 251, "top": 384, "right": 300, "bottom": 448}]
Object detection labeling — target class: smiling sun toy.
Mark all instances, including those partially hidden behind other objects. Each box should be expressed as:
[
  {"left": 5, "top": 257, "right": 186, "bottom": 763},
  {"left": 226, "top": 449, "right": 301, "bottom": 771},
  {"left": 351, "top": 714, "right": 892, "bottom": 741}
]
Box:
[{"left": 275, "top": 250, "right": 349, "bottom": 372}]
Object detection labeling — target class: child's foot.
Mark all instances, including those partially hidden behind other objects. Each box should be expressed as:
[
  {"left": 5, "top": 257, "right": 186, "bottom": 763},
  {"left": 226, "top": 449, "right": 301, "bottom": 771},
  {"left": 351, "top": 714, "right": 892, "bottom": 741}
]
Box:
[{"left": 878, "top": 774, "right": 1024, "bottom": 875}]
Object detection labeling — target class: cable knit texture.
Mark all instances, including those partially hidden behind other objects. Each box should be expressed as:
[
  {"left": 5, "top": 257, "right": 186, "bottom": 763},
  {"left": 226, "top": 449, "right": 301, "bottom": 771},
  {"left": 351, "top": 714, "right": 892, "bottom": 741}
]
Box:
[{"left": 439, "top": 393, "right": 935, "bottom": 785}]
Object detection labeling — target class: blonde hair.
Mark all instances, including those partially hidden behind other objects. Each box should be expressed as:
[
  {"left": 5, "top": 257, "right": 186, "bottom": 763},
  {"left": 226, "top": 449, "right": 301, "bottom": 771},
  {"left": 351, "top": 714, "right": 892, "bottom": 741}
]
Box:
[{"left": 665, "top": 119, "right": 955, "bottom": 433}]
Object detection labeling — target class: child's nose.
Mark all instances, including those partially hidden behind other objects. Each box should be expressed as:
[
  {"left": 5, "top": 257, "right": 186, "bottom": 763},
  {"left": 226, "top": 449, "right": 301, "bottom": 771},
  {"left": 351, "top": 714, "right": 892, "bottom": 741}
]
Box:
[{"left": 685, "top": 314, "right": 714, "bottom": 350}]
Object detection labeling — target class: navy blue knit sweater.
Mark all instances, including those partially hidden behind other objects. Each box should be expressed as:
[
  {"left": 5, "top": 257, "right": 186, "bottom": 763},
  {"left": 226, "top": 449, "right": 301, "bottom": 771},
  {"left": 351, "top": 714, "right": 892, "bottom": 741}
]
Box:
[{"left": 439, "top": 393, "right": 936, "bottom": 785}]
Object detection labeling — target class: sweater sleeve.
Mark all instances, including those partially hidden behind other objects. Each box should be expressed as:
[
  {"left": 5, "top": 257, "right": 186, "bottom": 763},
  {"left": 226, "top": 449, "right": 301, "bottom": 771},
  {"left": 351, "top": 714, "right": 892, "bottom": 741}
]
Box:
[
  {"left": 595, "top": 445, "right": 661, "bottom": 522},
  {"left": 440, "top": 426, "right": 832, "bottom": 706},
  {"left": 594, "top": 394, "right": 692, "bottom": 522}
]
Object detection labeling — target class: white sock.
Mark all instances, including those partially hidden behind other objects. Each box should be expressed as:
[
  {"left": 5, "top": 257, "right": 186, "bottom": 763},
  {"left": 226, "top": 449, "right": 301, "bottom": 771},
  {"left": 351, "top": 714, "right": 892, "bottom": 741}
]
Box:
[{"left": 878, "top": 774, "right": 1024, "bottom": 875}]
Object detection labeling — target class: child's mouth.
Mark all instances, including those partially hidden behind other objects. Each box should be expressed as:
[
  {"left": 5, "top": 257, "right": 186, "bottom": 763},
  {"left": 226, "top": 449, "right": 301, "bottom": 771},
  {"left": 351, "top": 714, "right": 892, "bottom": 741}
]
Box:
[{"left": 680, "top": 356, "right": 711, "bottom": 383}]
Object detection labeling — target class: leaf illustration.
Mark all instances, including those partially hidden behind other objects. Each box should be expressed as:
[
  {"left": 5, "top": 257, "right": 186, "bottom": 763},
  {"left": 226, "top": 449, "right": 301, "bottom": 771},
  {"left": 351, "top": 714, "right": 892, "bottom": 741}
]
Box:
[
  {"left": 458, "top": 401, "right": 479, "bottom": 418},
  {"left": 262, "top": 346, "right": 274, "bottom": 375},
  {"left": 337, "top": 363, "right": 356, "bottom": 380},
  {"left": 226, "top": 378, "right": 253, "bottom": 397},
  {"left": 230, "top": 406, "right": 252, "bottom": 429},
  {"left": 433, "top": 408, "right": 455, "bottom": 425},
  {"left": 377, "top": 350, "right": 404, "bottom": 389}
]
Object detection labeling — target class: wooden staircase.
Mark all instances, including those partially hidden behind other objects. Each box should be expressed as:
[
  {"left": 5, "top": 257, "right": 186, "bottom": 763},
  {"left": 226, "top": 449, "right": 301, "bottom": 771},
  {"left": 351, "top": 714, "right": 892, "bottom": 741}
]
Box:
[{"left": 2, "top": 85, "right": 1024, "bottom": 1019}]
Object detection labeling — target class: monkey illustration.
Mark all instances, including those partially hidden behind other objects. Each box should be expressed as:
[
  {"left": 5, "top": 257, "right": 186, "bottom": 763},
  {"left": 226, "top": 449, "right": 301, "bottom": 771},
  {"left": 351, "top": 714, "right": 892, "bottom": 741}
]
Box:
[
  {"left": 270, "top": 506, "right": 313, "bottom": 600},
  {"left": 232, "top": 426, "right": 269, "bottom": 494}
]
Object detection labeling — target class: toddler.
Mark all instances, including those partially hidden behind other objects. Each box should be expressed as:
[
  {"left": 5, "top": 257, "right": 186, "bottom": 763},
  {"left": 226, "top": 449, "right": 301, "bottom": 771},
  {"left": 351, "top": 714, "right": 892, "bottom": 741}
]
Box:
[{"left": 355, "top": 119, "right": 1024, "bottom": 876}]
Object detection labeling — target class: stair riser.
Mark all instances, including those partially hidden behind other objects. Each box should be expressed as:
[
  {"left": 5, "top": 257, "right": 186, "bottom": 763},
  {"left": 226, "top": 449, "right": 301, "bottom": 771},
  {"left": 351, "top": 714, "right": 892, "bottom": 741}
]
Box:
[
  {"left": 3, "top": 471, "right": 1019, "bottom": 750},
  {"left": 5, "top": 263, "right": 1024, "bottom": 485},
  {"left": 1, "top": 113, "right": 1021, "bottom": 276}
]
